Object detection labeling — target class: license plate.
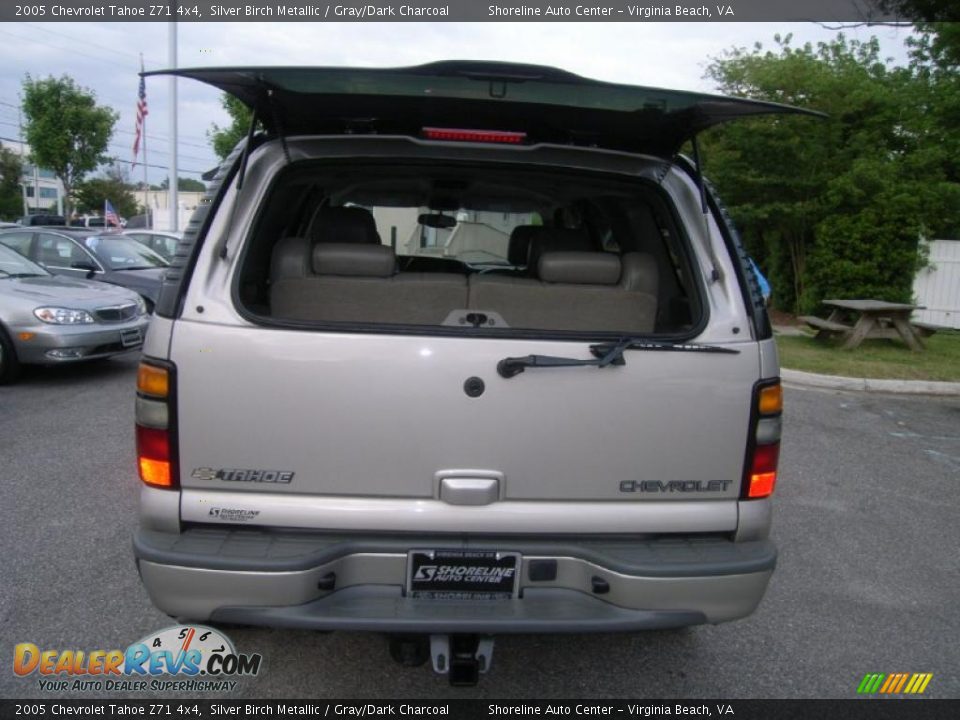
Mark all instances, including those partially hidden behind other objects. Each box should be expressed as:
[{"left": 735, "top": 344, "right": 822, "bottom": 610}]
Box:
[
  {"left": 407, "top": 550, "right": 520, "bottom": 600},
  {"left": 120, "top": 329, "right": 142, "bottom": 348}
]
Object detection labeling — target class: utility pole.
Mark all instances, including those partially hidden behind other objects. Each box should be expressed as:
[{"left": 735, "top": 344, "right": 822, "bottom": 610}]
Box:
[
  {"left": 18, "top": 97, "right": 27, "bottom": 216},
  {"left": 168, "top": 21, "right": 178, "bottom": 231}
]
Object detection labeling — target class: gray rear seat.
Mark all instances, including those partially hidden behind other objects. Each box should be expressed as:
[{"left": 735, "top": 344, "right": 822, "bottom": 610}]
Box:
[
  {"left": 271, "top": 242, "right": 468, "bottom": 325},
  {"left": 468, "top": 251, "right": 659, "bottom": 333}
]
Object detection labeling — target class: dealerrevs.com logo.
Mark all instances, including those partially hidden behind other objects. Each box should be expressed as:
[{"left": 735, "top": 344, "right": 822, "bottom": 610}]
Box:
[{"left": 13, "top": 625, "right": 262, "bottom": 693}]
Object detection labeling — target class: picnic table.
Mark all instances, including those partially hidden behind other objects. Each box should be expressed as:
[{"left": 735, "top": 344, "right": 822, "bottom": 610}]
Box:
[{"left": 799, "top": 299, "right": 935, "bottom": 351}]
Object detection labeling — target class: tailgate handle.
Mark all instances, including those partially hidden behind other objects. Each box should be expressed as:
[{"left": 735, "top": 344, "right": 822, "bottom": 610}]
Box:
[{"left": 436, "top": 471, "right": 502, "bottom": 506}]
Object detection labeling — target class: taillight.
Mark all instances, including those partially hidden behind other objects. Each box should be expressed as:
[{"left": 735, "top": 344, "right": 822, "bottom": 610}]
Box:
[
  {"left": 744, "top": 379, "right": 782, "bottom": 499},
  {"left": 422, "top": 127, "right": 527, "bottom": 144},
  {"left": 136, "top": 360, "right": 178, "bottom": 489}
]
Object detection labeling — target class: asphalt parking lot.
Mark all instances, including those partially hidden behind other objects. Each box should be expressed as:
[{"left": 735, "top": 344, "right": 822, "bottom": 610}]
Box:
[{"left": 1, "top": 355, "right": 958, "bottom": 699}]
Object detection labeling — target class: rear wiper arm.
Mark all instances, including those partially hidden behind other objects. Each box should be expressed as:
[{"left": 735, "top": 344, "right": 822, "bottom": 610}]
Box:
[
  {"left": 497, "top": 338, "right": 739, "bottom": 379},
  {"left": 497, "top": 346, "right": 625, "bottom": 379}
]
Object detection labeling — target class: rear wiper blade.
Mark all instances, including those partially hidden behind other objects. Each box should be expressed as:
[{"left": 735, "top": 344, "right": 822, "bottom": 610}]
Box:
[
  {"left": 497, "top": 338, "right": 739, "bottom": 379},
  {"left": 590, "top": 338, "right": 741, "bottom": 359}
]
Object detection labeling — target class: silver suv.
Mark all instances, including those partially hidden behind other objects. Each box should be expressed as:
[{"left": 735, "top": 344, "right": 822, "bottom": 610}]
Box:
[{"left": 133, "top": 62, "right": 805, "bottom": 684}]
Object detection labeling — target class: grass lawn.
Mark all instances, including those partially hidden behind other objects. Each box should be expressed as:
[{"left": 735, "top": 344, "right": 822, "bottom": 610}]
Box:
[{"left": 776, "top": 330, "right": 960, "bottom": 381}]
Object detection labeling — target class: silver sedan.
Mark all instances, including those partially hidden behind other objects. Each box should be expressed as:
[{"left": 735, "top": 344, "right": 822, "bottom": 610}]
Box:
[{"left": 0, "top": 244, "right": 150, "bottom": 384}]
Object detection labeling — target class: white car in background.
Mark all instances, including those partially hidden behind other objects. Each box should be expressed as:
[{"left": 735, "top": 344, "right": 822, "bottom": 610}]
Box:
[{"left": 122, "top": 230, "right": 183, "bottom": 263}]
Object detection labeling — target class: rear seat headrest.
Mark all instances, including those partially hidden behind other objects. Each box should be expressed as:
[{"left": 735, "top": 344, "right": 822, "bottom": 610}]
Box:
[
  {"left": 310, "top": 206, "right": 381, "bottom": 245},
  {"left": 538, "top": 251, "right": 621, "bottom": 285},
  {"left": 312, "top": 243, "right": 396, "bottom": 278},
  {"left": 527, "top": 227, "right": 593, "bottom": 272},
  {"left": 507, "top": 225, "right": 541, "bottom": 266}
]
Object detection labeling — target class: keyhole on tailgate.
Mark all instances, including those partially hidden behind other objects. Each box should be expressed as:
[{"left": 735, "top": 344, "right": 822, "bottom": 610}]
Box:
[{"left": 463, "top": 377, "right": 485, "bottom": 398}]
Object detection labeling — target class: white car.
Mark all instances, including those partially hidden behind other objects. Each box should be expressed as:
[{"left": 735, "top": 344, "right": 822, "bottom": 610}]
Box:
[{"left": 122, "top": 230, "right": 182, "bottom": 263}]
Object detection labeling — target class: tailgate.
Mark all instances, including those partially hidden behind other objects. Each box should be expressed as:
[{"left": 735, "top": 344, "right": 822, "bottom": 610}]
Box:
[{"left": 173, "top": 322, "right": 757, "bottom": 510}]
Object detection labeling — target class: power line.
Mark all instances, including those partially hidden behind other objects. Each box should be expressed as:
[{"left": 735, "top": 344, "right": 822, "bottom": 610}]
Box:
[
  {"left": 23, "top": 23, "right": 164, "bottom": 67},
  {"left": 112, "top": 126, "right": 213, "bottom": 152},
  {"left": 104, "top": 137, "right": 212, "bottom": 163},
  {"left": 0, "top": 111, "right": 215, "bottom": 152},
  {"left": 0, "top": 100, "right": 214, "bottom": 148},
  {"left": 0, "top": 120, "right": 212, "bottom": 164},
  {"left": 0, "top": 28, "right": 136, "bottom": 72},
  {"left": 0, "top": 135, "right": 207, "bottom": 176},
  {"left": 105, "top": 157, "right": 208, "bottom": 175}
]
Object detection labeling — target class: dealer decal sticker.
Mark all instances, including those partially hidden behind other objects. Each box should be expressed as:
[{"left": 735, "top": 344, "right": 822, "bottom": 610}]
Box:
[{"left": 13, "top": 625, "right": 262, "bottom": 693}]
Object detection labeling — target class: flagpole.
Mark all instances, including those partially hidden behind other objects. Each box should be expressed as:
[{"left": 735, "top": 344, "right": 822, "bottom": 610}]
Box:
[
  {"left": 143, "top": 124, "right": 149, "bottom": 227},
  {"left": 141, "top": 53, "right": 149, "bottom": 228}
]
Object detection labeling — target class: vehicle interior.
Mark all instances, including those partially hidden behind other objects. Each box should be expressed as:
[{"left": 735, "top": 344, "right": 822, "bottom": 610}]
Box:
[{"left": 236, "top": 162, "right": 704, "bottom": 337}]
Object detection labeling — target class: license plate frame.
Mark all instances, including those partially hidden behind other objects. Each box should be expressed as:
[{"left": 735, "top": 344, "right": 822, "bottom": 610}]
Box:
[
  {"left": 120, "top": 328, "right": 143, "bottom": 348},
  {"left": 406, "top": 550, "right": 521, "bottom": 600}
]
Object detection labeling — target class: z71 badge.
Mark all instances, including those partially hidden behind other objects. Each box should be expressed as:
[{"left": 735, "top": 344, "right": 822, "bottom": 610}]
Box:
[{"left": 191, "top": 467, "right": 295, "bottom": 483}]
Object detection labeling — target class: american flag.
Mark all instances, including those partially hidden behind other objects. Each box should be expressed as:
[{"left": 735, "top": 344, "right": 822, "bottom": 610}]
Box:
[
  {"left": 104, "top": 200, "right": 121, "bottom": 227},
  {"left": 132, "top": 62, "right": 148, "bottom": 167}
]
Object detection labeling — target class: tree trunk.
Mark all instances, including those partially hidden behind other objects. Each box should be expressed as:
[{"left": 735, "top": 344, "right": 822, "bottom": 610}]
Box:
[
  {"left": 786, "top": 230, "right": 807, "bottom": 315},
  {"left": 61, "top": 178, "right": 72, "bottom": 225}
]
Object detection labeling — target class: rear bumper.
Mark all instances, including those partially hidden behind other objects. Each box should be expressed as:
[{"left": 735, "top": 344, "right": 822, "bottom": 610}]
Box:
[{"left": 134, "top": 528, "right": 776, "bottom": 632}]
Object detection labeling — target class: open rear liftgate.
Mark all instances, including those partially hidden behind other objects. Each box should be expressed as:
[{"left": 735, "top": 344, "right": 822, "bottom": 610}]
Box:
[{"left": 389, "top": 635, "right": 495, "bottom": 687}]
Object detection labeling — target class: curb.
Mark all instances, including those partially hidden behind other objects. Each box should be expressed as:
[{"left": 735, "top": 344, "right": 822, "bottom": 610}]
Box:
[{"left": 781, "top": 368, "right": 960, "bottom": 396}]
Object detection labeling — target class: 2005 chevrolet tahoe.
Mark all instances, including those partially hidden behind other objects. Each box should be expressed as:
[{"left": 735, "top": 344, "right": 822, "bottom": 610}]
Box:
[{"left": 132, "top": 61, "right": 809, "bottom": 684}]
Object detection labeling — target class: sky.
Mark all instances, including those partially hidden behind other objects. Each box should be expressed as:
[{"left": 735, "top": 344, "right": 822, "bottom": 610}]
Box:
[{"left": 0, "top": 20, "right": 917, "bottom": 187}]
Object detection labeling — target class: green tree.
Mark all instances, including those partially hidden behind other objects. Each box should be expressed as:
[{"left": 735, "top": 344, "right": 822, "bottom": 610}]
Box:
[
  {"left": 176, "top": 177, "right": 205, "bottom": 192},
  {"left": 701, "top": 34, "right": 959, "bottom": 314},
  {"left": 74, "top": 176, "right": 139, "bottom": 219},
  {"left": 208, "top": 93, "right": 253, "bottom": 160},
  {"left": 876, "top": 2, "right": 960, "bottom": 69},
  {"left": 152, "top": 176, "right": 206, "bottom": 192},
  {"left": 21, "top": 75, "right": 117, "bottom": 224},
  {"left": 0, "top": 143, "right": 23, "bottom": 220}
]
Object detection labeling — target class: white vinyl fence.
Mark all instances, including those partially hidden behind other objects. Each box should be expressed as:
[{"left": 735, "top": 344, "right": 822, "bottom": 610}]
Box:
[{"left": 913, "top": 240, "right": 960, "bottom": 329}]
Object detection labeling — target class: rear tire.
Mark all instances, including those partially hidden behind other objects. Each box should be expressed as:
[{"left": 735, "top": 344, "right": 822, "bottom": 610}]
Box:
[{"left": 0, "top": 325, "right": 21, "bottom": 385}]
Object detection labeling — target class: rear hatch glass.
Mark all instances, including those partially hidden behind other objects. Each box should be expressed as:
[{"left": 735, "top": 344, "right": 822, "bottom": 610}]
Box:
[{"left": 236, "top": 161, "right": 702, "bottom": 338}]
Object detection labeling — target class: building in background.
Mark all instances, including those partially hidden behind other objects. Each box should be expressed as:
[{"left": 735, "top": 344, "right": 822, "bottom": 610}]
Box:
[
  {"left": 913, "top": 239, "right": 960, "bottom": 329},
  {"left": 10, "top": 143, "right": 66, "bottom": 215},
  {"left": 142, "top": 189, "right": 204, "bottom": 232}
]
